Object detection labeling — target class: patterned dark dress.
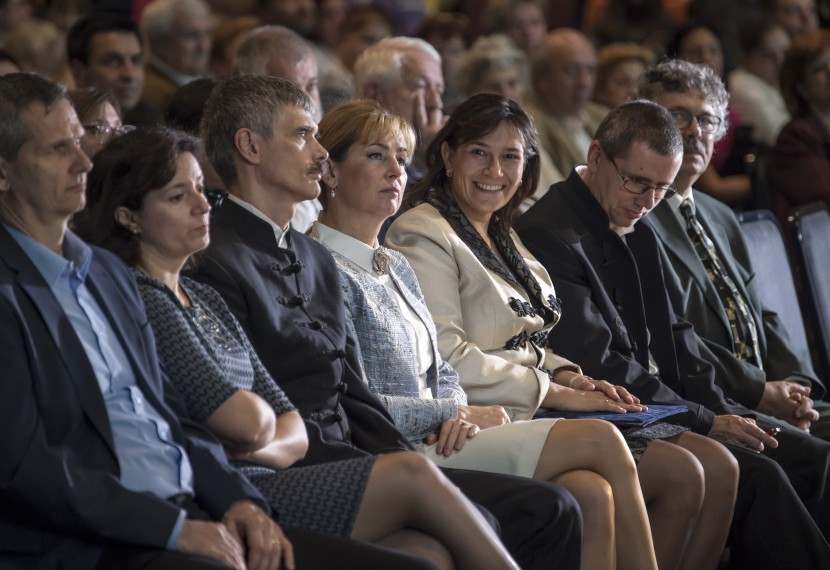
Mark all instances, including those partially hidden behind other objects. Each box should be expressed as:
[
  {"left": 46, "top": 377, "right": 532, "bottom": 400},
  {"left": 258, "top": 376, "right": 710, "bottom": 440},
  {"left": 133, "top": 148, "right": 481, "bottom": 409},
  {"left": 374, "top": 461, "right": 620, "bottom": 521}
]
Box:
[{"left": 136, "top": 272, "right": 375, "bottom": 537}]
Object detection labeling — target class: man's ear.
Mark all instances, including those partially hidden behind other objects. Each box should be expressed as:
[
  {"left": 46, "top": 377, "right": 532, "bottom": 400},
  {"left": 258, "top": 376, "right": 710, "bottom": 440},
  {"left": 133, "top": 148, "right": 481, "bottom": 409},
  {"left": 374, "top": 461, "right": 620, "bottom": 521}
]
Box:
[
  {"left": 114, "top": 206, "right": 139, "bottom": 233},
  {"left": 234, "top": 128, "right": 261, "bottom": 165},
  {"left": 586, "top": 140, "right": 603, "bottom": 172}
]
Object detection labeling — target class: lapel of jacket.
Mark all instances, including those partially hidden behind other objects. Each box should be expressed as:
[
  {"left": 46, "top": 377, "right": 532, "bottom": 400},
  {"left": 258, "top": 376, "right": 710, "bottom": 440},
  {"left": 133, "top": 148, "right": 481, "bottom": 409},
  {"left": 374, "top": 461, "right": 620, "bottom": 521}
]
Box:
[
  {"left": 385, "top": 254, "right": 441, "bottom": 391},
  {"left": 650, "top": 200, "right": 730, "bottom": 332},
  {"left": 1, "top": 228, "right": 118, "bottom": 457}
]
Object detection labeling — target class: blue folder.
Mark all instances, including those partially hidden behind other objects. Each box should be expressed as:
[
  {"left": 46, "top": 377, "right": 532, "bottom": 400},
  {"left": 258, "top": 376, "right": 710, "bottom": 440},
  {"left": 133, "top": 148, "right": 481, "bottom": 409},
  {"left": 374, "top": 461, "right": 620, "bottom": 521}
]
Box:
[{"left": 534, "top": 404, "right": 688, "bottom": 427}]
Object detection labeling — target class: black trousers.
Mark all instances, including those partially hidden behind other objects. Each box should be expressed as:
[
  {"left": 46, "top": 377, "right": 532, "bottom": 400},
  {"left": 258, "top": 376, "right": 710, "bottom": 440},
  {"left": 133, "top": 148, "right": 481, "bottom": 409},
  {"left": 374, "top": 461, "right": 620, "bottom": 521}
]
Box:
[
  {"left": 94, "top": 529, "right": 440, "bottom": 570},
  {"left": 726, "top": 443, "right": 830, "bottom": 569},
  {"left": 441, "top": 467, "right": 583, "bottom": 570}
]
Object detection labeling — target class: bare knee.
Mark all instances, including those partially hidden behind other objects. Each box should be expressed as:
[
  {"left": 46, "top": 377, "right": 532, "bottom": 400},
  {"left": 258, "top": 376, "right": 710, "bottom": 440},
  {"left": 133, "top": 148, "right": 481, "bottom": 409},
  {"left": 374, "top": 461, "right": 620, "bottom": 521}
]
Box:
[
  {"left": 375, "top": 452, "right": 444, "bottom": 492},
  {"left": 640, "top": 441, "right": 704, "bottom": 513},
  {"left": 555, "top": 469, "right": 614, "bottom": 520},
  {"left": 677, "top": 433, "right": 739, "bottom": 498}
]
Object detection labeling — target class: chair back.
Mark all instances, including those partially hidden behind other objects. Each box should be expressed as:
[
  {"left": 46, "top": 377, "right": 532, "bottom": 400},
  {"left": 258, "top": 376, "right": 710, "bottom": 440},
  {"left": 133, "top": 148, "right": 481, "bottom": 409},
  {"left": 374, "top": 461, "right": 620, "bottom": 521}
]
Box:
[
  {"left": 789, "top": 202, "right": 830, "bottom": 381},
  {"left": 736, "top": 209, "right": 812, "bottom": 366}
]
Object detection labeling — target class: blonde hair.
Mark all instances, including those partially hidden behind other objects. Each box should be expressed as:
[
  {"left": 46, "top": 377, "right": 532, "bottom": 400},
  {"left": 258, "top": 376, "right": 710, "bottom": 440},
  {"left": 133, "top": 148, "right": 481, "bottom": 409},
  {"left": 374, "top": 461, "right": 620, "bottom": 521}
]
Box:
[{"left": 317, "top": 99, "right": 416, "bottom": 208}]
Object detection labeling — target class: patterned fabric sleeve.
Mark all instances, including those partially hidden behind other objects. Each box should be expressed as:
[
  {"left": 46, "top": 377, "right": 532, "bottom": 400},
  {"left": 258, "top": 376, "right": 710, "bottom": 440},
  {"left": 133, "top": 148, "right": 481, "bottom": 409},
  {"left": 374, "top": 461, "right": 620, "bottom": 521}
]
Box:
[
  {"left": 337, "top": 272, "right": 456, "bottom": 441},
  {"left": 187, "top": 277, "right": 297, "bottom": 417},
  {"left": 137, "top": 276, "right": 239, "bottom": 423}
]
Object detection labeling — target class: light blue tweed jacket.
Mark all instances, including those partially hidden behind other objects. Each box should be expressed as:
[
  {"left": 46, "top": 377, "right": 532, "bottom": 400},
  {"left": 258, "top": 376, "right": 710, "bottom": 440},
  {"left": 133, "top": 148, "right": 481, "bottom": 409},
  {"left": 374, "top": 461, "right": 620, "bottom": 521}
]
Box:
[{"left": 326, "top": 246, "right": 467, "bottom": 443}]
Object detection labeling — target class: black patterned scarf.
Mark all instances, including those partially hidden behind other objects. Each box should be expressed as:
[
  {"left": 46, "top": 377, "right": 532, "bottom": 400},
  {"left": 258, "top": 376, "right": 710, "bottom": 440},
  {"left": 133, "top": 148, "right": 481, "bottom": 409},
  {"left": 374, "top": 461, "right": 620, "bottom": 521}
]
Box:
[{"left": 425, "top": 189, "right": 561, "bottom": 324}]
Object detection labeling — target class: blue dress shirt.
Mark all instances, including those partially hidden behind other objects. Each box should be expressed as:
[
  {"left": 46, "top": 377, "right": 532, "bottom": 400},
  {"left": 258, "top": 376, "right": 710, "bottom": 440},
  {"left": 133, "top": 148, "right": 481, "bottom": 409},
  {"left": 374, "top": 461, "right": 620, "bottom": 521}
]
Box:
[{"left": 5, "top": 225, "right": 192, "bottom": 547}]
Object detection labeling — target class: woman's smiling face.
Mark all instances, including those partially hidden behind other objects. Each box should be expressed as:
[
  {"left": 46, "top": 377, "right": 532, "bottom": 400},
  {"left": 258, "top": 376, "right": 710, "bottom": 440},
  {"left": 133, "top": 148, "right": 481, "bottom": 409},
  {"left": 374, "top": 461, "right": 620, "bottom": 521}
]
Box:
[{"left": 442, "top": 121, "right": 526, "bottom": 226}]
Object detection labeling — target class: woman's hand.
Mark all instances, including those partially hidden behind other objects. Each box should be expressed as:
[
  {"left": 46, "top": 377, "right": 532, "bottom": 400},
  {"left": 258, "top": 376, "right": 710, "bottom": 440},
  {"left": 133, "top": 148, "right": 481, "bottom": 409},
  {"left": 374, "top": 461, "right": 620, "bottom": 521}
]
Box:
[
  {"left": 457, "top": 404, "right": 511, "bottom": 429},
  {"left": 545, "top": 382, "right": 647, "bottom": 413},
  {"left": 425, "top": 418, "right": 480, "bottom": 457},
  {"left": 572, "top": 377, "right": 643, "bottom": 407}
]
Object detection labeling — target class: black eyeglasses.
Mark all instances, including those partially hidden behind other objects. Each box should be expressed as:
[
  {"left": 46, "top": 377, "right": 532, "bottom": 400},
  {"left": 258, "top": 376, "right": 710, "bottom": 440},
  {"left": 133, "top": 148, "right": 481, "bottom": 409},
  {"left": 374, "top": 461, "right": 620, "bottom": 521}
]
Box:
[
  {"left": 607, "top": 154, "right": 677, "bottom": 199},
  {"left": 668, "top": 108, "right": 722, "bottom": 135},
  {"left": 83, "top": 123, "right": 136, "bottom": 144}
]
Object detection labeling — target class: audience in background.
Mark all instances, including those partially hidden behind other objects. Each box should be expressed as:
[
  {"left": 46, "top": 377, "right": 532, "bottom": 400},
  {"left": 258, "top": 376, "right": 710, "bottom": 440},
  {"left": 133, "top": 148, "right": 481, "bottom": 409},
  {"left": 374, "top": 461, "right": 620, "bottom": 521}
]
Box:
[
  {"left": 593, "top": 42, "right": 655, "bottom": 111},
  {"left": 353, "top": 37, "right": 446, "bottom": 175},
  {"left": 527, "top": 28, "right": 606, "bottom": 177},
  {"left": 417, "top": 12, "right": 469, "bottom": 110},
  {"left": 68, "top": 86, "right": 132, "bottom": 159},
  {"left": 771, "top": 29, "right": 830, "bottom": 223},
  {"left": 765, "top": 0, "right": 820, "bottom": 39},
  {"left": 140, "top": 0, "right": 213, "bottom": 113},
  {"left": 728, "top": 18, "right": 792, "bottom": 147},
  {"left": 233, "top": 24, "right": 324, "bottom": 230},
  {"left": 209, "top": 15, "right": 260, "bottom": 80},
  {"left": 669, "top": 23, "right": 755, "bottom": 208},
  {"left": 67, "top": 15, "right": 158, "bottom": 126}
]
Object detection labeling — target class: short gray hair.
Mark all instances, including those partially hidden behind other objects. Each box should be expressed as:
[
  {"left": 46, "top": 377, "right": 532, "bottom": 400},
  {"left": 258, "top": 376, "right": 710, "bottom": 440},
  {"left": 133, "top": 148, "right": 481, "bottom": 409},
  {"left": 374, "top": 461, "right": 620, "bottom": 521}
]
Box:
[
  {"left": 201, "top": 74, "right": 313, "bottom": 188},
  {"left": 638, "top": 59, "right": 729, "bottom": 138},
  {"left": 594, "top": 99, "right": 683, "bottom": 160},
  {"left": 352, "top": 36, "right": 440, "bottom": 98},
  {"left": 140, "top": 0, "right": 210, "bottom": 42},
  {"left": 457, "top": 34, "right": 528, "bottom": 98},
  {"left": 0, "top": 72, "right": 67, "bottom": 162},
  {"left": 233, "top": 25, "right": 312, "bottom": 76}
]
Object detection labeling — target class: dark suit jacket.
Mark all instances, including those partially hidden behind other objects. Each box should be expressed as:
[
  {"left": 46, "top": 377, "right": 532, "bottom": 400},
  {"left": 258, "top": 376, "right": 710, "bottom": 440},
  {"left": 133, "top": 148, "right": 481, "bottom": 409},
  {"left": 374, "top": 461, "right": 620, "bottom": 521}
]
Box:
[
  {"left": 647, "top": 193, "right": 823, "bottom": 409},
  {"left": 191, "top": 199, "right": 413, "bottom": 466},
  {"left": 0, "top": 225, "right": 264, "bottom": 566},
  {"left": 770, "top": 111, "right": 830, "bottom": 225},
  {"left": 516, "top": 170, "right": 751, "bottom": 434}
]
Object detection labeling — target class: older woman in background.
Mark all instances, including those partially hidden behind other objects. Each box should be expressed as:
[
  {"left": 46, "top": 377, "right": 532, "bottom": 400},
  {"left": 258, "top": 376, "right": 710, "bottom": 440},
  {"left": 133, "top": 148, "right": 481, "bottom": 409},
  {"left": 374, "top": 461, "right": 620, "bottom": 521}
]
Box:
[
  {"left": 75, "top": 127, "right": 524, "bottom": 570},
  {"left": 313, "top": 98, "right": 660, "bottom": 570},
  {"left": 386, "top": 93, "right": 738, "bottom": 570},
  {"left": 770, "top": 29, "right": 830, "bottom": 223}
]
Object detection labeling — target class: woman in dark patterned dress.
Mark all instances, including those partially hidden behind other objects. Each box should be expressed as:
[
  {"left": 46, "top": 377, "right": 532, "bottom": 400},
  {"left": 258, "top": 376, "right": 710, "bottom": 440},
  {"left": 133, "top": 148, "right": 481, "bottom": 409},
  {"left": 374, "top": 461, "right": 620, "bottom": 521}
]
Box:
[{"left": 75, "top": 127, "right": 521, "bottom": 570}]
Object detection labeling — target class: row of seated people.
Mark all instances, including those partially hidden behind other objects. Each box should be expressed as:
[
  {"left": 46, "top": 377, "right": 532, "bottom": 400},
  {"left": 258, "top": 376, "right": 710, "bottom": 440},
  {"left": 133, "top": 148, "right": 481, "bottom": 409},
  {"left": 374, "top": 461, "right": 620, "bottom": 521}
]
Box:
[
  {"left": 5, "top": 58, "right": 830, "bottom": 569},
  {"left": 38, "top": 5, "right": 830, "bottom": 238}
]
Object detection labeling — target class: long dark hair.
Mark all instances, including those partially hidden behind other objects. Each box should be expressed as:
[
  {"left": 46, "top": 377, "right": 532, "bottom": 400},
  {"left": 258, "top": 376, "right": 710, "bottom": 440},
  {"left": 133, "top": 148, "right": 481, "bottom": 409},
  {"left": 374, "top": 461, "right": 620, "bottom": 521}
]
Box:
[
  {"left": 75, "top": 128, "right": 200, "bottom": 266},
  {"left": 406, "top": 93, "right": 541, "bottom": 229}
]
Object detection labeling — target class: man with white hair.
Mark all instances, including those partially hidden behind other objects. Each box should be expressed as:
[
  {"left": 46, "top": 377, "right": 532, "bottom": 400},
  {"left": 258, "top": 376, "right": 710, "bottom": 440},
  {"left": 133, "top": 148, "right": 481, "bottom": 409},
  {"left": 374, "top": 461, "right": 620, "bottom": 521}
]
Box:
[
  {"left": 140, "top": 0, "right": 213, "bottom": 111},
  {"left": 353, "top": 36, "right": 445, "bottom": 174}
]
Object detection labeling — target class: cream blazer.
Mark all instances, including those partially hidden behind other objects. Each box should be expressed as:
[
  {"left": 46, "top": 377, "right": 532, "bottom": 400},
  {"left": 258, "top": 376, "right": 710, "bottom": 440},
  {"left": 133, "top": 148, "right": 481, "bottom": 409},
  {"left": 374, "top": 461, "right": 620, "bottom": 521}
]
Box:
[{"left": 386, "top": 203, "right": 579, "bottom": 421}]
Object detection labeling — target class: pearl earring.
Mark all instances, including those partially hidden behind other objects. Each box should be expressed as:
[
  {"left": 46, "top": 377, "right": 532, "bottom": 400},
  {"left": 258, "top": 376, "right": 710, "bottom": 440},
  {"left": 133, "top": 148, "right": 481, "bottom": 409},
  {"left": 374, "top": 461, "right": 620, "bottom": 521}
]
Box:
[
  {"left": 446, "top": 169, "right": 453, "bottom": 178},
  {"left": 330, "top": 188, "right": 336, "bottom": 198}
]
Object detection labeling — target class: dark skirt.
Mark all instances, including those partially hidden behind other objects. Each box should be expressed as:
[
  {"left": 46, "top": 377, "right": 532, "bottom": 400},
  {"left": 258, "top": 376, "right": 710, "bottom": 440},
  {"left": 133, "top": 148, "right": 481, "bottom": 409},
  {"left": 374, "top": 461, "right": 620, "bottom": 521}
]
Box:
[{"left": 239, "top": 455, "right": 377, "bottom": 537}]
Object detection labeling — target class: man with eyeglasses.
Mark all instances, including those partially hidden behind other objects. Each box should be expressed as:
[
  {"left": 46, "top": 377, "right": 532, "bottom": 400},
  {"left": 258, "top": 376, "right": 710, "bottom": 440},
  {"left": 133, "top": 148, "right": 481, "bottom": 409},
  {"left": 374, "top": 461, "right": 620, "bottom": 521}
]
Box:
[
  {"left": 517, "top": 97, "right": 830, "bottom": 567},
  {"left": 643, "top": 58, "right": 830, "bottom": 438}
]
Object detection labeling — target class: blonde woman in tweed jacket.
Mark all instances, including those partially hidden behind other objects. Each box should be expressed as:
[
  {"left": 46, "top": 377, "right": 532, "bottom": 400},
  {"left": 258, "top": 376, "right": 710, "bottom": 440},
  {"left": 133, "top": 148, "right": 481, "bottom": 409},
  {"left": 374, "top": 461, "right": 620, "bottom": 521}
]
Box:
[{"left": 311, "top": 99, "right": 673, "bottom": 570}]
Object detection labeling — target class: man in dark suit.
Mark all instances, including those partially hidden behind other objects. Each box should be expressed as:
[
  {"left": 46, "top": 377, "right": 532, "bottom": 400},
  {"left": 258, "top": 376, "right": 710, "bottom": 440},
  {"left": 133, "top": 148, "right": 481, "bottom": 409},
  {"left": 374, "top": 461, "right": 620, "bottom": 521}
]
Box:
[
  {"left": 0, "top": 73, "right": 285, "bottom": 569},
  {"left": 637, "top": 59, "right": 830, "bottom": 441},
  {"left": 516, "top": 99, "right": 830, "bottom": 568},
  {"left": 195, "top": 74, "right": 584, "bottom": 570},
  {"left": 0, "top": 72, "right": 449, "bottom": 570}
]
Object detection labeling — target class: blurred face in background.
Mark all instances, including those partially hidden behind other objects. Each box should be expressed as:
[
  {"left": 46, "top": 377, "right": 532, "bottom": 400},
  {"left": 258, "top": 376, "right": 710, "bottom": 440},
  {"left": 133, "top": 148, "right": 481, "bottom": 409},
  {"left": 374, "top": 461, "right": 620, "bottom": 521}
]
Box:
[
  {"left": 476, "top": 67, "right": 527, "bottom": 103},
  {"left": 594, "top": 59, "right": 647, "bottom": 109},
  {"left": 678, "top": 27, "right": 725, "bottom": 76},
  {"left": 508, "top": 2, "right": 547, "bottom": 54}
]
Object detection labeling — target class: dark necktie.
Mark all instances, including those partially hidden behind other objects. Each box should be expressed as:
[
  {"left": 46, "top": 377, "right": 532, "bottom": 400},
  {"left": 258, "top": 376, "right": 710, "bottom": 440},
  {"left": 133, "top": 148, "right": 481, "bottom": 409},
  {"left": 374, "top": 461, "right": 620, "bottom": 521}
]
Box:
[{"left": 679, "top": 199, "right": 763, "bottom": 369}]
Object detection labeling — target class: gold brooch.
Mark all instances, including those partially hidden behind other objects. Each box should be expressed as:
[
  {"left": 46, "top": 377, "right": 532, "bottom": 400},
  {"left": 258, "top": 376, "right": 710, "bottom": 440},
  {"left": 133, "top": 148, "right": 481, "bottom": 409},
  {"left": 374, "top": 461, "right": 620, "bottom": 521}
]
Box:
[{"left": 372, "top": 247, "right": 390, "bottom": 275}]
